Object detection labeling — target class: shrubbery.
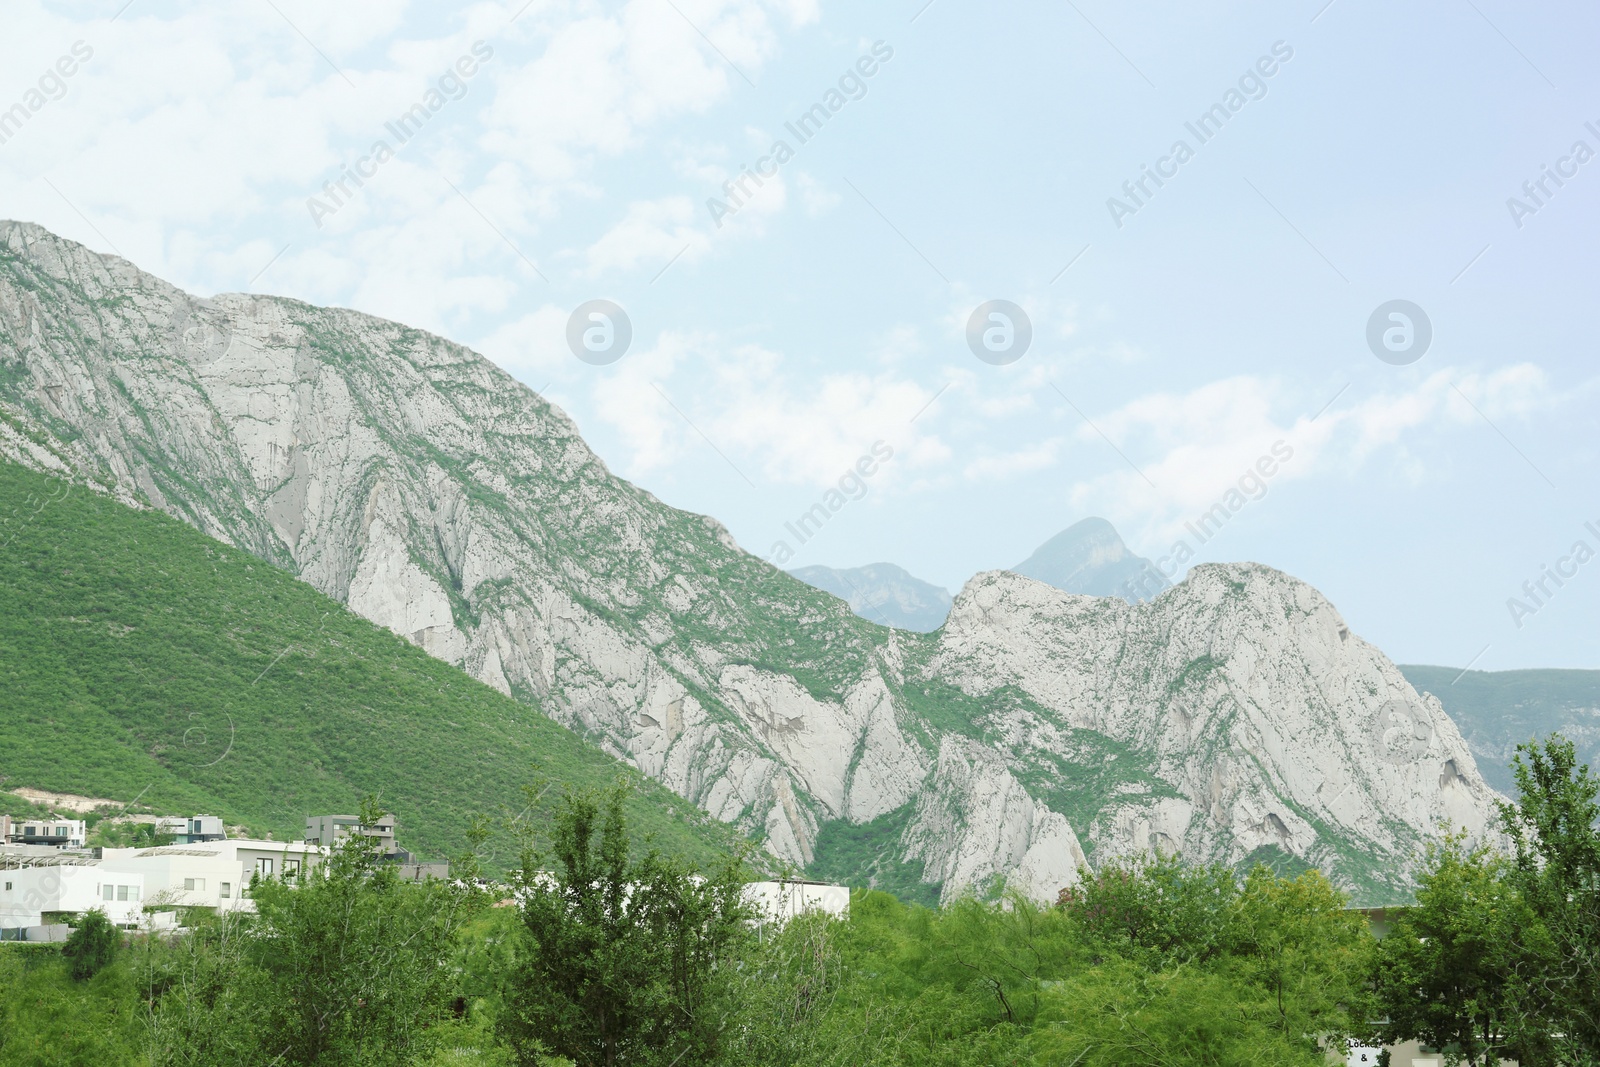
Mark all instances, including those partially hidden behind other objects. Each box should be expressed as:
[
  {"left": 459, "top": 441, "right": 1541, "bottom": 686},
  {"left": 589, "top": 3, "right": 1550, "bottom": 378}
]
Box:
[
  {"left": 63, "top": 907, "right": 120, "bottom": 981},
  {"left": 2, "top": 740, "right": 1597, "bottom": 1066}
]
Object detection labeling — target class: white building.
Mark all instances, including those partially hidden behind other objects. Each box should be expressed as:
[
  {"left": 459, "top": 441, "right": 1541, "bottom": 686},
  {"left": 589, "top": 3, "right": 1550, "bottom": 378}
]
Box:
[
  {"left": 97, "top": 838, "right": 326, "bottom": 913},
  {"left": 0, "top": 814, "right": 87, "bottom": 849},
  {"left": 0, "top": 857, "right": 145, "bottom": 931},
  {"left": 744, "top": 880, "right": 850, "bottom": 924}
]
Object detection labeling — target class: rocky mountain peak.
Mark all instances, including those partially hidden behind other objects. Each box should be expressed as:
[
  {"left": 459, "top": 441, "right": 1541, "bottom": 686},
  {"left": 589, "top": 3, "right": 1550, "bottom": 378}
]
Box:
[{"left": 1011, "top": 516, "right": 1171, "bottom": 603}]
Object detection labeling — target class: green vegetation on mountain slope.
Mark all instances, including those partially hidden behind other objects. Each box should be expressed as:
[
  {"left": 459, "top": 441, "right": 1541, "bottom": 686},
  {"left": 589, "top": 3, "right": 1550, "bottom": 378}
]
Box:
[
  {"left": 1401, "top": 664, "right": 1600, "bottom": 796},
  {"left": 0, "top": 459, "right": 741, "bottom": 868}
]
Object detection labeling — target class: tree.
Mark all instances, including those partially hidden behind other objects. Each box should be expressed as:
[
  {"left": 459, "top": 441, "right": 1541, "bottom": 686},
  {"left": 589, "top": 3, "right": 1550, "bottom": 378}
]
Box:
[
  {"left": 1368, "top": 833, "right": 1544, "bottom": 1067},
  {"left": 153, "top": 797, "right": 473, "bottom": 1066},
  {"left": 1056, "top": 851, "right": 1239, "bottom": 964},
  {"left": 1229, "top": 866, "right": 1371, "bottom": 1046},
  {"left": 497, "top": 780, "right": 752, "bottom": 1067},
  {"left": 63, "top": 907, "right": 119, "bottom": 981},
  {"left": 1031, "top": 956, "right": 1325, "bottom": 1067},
  {"left": 1498, "top": 735, "right": 1600, "bottom": 1064}
]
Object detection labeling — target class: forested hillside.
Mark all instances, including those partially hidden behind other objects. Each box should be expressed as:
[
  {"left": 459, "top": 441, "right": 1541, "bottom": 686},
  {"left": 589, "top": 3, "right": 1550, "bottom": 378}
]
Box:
[{"left": 0, "top": 459, "right": 741, "bottom": 868}]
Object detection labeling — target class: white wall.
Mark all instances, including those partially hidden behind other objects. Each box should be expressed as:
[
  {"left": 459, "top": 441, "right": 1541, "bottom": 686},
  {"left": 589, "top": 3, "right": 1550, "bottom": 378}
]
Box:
[
  {"left": 97, "top": 840, "right": 325, "bottom": 913},
  {"left": 0, "top": 864, "right": 144, "bottom": 927},
  {"left": 744, "top": 881, "right": 850, "bottom": 924}
]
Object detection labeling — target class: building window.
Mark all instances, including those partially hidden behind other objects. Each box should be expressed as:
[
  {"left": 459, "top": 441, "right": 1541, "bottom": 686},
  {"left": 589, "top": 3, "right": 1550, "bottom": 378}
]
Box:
[
  {"left": 103, "top": 884, "right": 114, "bottom": 901},
  {"left": 129, "top": 886, "right": 140, "bottom": 902},
  {"left": 3, "top": 881, "right": 10, "bottom": 891},
  {"left": 220, "top": 882, "right": 231, "bottom": 899},
  {"left": 116, "top": 885, "right": 128, "bottom": 901},
  {"left": 184, "top": 877, "right": 206, "bottom": 891},
  {"left": 284, "top": 859, "right": 301, "bottom": 877},
  {"left": 256, "top": 858, "right": 274, "bottom": 877}
]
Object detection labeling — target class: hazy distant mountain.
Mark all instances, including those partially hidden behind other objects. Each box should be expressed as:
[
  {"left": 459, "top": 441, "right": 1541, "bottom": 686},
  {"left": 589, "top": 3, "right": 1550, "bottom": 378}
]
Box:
[
  {"left": 793, "top": 519, "right": 1169, "bottom": 633},
  {"left": 1011, "top": 518, "right": 1171, "bottom": 603},
  {"left": 1400, "top": 665, "right": 1600, "bottom": 797},
  {"left": 788, "top": 563, "right": 952, "bottom": 633}
]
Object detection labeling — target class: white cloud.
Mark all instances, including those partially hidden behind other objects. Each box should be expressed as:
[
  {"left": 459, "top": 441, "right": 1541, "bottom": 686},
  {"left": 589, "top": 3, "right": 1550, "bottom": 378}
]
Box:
[
  {"left": 580, "top": 331, "right": 951, "bottom": 489},
  {"left": 963, "top": 438, "right": 1066, "bottom": 482},
  {"left": 1061, "top": 365, "right": 1569, "bottom": 547},
  {"left": 579, "top": 195, "right": 709, "bottom": 277},
  {"left": 477, "top": 303, "right": 572, "bottom": 380},
  {"left": 795, "top": 171, "right": 839, "bottom": 216}
]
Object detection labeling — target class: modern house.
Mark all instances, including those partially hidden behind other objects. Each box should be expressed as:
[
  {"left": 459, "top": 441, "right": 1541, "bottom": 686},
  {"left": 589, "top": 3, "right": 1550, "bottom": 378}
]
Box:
[
  {"left": 304, "top": 813, "right": 398, "bottom": 851},
  {"left": 304, "top": 813, "right": 448, "bottom": 881},
  {"left": 0, "top": 814, "right": 88, "bottom": 849},
  {"left": 155, "top": 815, "right": 226, "bottom": 844},
  {"left": 96, "top": 837, "right": 327, "bottom": 913},
  {"left": 0, "top": 854, "right": 145, "bottom": 938}
]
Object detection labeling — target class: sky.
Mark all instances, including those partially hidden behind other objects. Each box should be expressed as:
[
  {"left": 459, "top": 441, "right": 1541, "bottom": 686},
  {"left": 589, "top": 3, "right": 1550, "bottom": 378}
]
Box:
[{"left": 2, "top": 0, "right": 1597, "bottom": 671}]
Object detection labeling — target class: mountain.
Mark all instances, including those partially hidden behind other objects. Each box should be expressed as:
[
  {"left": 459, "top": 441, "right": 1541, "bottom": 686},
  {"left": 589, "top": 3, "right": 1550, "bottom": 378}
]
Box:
[
  {"left": 1401, "top": 665, "right": 1600, "bottom": 797},
  {"left": 788, "top": 563, "right": 952, "bottom": 633},
  {"left": 791, "top": 519, "right": 1168, "bottom": 632},
  {"left": 0, "top": 221, "right": 1500, "bottom": 903},
  {"left": 1012, "top": 517, "right": 1171, "bottom": 603},
  {"left": 0, "top": 458, "right": 738, "bottom": 868}
]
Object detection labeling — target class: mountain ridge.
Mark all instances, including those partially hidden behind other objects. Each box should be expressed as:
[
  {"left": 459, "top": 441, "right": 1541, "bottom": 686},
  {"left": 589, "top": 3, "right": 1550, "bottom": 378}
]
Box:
[
  {"left": 0, "top": 457, "right": 741, "bottom": 867},
  {"left": 0, "top": 220, "right": 1500, "bottom": 903},
  {"left": 789, "top": 518, "right": 1172, "bottom": 632},
  {"left": 1400, "top": 664, "right": 1600, "bottom": 797},
  {"left": 787, "top": 562, "right": 952, "bottom": 632}
]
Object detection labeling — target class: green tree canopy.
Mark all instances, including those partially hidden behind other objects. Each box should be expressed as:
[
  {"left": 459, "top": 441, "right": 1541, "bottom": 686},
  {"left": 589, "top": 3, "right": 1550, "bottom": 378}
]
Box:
[
  {"left": 62, "top": 907, "right": 119, "bottom": 981},
  {"left": 497, "top": 780, "right": 752, "bottom": 1067}
]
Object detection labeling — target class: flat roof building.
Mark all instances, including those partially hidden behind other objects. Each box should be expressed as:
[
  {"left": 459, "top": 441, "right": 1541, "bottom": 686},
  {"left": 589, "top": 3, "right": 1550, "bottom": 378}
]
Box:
[
  {"left": 305, "top": 813, "right": 447, "bottom": 881},
  {"left": 0, "top": 855, "right": 145, "bottom": 934},
  {"left": 96, "top": 838, "right": 326, "bottom": 914},
  {"left": 0, "top": 814, "right": 87, "bottom": 849}
]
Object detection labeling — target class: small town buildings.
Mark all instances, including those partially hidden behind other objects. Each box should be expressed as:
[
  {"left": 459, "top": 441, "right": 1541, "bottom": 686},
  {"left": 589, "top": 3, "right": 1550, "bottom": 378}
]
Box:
[{"left": 0, "top": 808, "right": 447, "bottom": 940}]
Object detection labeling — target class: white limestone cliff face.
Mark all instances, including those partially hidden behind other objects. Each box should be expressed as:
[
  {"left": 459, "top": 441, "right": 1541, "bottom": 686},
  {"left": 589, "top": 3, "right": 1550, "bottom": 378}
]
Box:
[
  {"left": 0, "top": 221, "right": 1501, "bottom": 902},
  {"left": 902, "top": 737, "right": 1090, "bottom": 902},
  {"left": 930, "top": 569, "right": 1499, "bottom": 885}
]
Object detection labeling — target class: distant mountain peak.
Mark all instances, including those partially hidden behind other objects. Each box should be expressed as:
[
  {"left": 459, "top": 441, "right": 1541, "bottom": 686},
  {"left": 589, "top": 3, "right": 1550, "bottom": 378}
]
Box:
[
  {"left": 788, "top": 562, "right": 952, "bottom": 633},
  {"left": 1010, "top": 517, "right": 1170, "bottom": 603},
  {"left": 789, "top": 520, "right": 1172, "bottom": 633}
]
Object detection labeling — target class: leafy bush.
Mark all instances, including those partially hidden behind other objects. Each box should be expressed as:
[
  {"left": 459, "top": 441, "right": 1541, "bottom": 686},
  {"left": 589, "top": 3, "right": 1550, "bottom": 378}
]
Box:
[
  {"left": 497, "top": 781, "right": 753, "bottom": 1067},
  {"left": 62, "top": 908, "right": 119, "bottom": 981},
  {"left": 1056, "top": 851, "right": 1238, "bottom": 963},
  {"left": 152, "top": 798, "right": 477, "bottom": 1066}
]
